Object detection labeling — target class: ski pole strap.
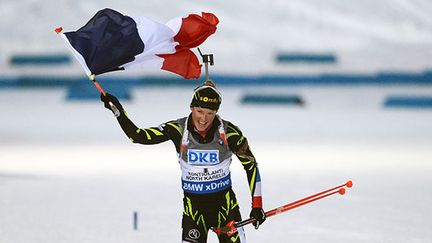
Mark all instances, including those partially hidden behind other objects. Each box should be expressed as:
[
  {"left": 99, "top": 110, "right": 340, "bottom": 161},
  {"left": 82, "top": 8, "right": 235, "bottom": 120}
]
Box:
[{"left": 252, "top": 196, "right": 262, "bottom": 208}]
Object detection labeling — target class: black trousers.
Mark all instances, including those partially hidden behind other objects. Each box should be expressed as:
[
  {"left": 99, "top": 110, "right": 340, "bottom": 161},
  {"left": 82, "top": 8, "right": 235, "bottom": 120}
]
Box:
[{"left": 182, "top": 188, "right": 246, "bottom": 243}]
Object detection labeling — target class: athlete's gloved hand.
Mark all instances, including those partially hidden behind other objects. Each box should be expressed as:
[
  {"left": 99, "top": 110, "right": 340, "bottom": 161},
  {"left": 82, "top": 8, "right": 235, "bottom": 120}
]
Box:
[
  {"left": 249, "top": 207, "right": 266, "bottom": 229},
  {"left": 100, "top": 93, "right": 123, "bottom": 116}
]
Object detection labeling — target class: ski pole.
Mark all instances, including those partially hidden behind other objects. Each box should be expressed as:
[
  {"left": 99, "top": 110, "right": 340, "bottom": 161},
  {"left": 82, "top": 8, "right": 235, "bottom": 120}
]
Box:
[
  {"left": 214, "top": 180, "right": 353, "bottom": 235},
  {"left": 263, "top": 180, "right": 352, "bottom": 219},
  {"left": 55, "top": 27, "right": 120, "bottom": 117}
]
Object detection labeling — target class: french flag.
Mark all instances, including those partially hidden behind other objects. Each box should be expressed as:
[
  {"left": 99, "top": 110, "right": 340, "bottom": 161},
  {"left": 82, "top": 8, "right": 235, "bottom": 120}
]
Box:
[{"left": 56, "top": 8, "right": 219, "bottom": 79}]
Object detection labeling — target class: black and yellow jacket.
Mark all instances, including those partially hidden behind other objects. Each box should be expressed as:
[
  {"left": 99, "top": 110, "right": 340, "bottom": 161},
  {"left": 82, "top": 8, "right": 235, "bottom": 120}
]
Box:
[{"left": 114, "top": 108, "right": 263, "bottom": 207}]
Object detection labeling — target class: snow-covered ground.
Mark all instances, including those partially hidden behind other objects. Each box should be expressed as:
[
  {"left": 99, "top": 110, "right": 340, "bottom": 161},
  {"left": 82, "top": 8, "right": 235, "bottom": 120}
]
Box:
[{"left": 1, "top": 87, "right": 432, "bottom": 242}]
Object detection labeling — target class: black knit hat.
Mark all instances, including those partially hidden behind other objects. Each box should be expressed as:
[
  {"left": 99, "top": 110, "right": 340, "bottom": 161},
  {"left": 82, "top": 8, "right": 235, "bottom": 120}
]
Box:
[{"left": 190, "top": 81, "right": 222, "bottom": 110}]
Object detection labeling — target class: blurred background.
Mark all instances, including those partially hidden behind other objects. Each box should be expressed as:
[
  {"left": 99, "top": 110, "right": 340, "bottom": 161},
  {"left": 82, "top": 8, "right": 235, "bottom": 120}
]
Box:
[{"left": 1, "top": 0, "right": 432, "bottom": 242}]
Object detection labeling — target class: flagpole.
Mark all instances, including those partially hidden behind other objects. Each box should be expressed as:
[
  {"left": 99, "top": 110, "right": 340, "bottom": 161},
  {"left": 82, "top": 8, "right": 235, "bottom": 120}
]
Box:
[{"left": 89, "top": 75, "right": 120, "bottom": 117}]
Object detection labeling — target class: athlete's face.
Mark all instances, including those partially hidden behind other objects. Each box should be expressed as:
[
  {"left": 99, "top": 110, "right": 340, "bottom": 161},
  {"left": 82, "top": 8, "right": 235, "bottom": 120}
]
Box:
[{"left": 190, "top": 106, "right": 217, "bottom": 132}]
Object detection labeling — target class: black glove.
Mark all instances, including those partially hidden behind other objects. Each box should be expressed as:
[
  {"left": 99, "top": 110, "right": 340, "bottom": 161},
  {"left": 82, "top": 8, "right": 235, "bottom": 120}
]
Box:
[
  {"left": 100, "top": 93, "right": 123, "bottom": 116},
  {"left": 249, "top": 208, "right": 266, "bottom": 229}
]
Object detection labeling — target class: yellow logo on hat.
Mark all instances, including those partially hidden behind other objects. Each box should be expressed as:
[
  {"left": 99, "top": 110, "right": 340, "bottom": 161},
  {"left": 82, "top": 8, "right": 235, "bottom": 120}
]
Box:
[{"left": 200, "top": 96, "right": 218, "bottom": 103}]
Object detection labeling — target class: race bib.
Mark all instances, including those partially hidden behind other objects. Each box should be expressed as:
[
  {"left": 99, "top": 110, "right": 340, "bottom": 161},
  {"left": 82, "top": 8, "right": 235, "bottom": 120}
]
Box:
[{"left": 187, "top": 149, "right": 219, "bottom": 165}]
